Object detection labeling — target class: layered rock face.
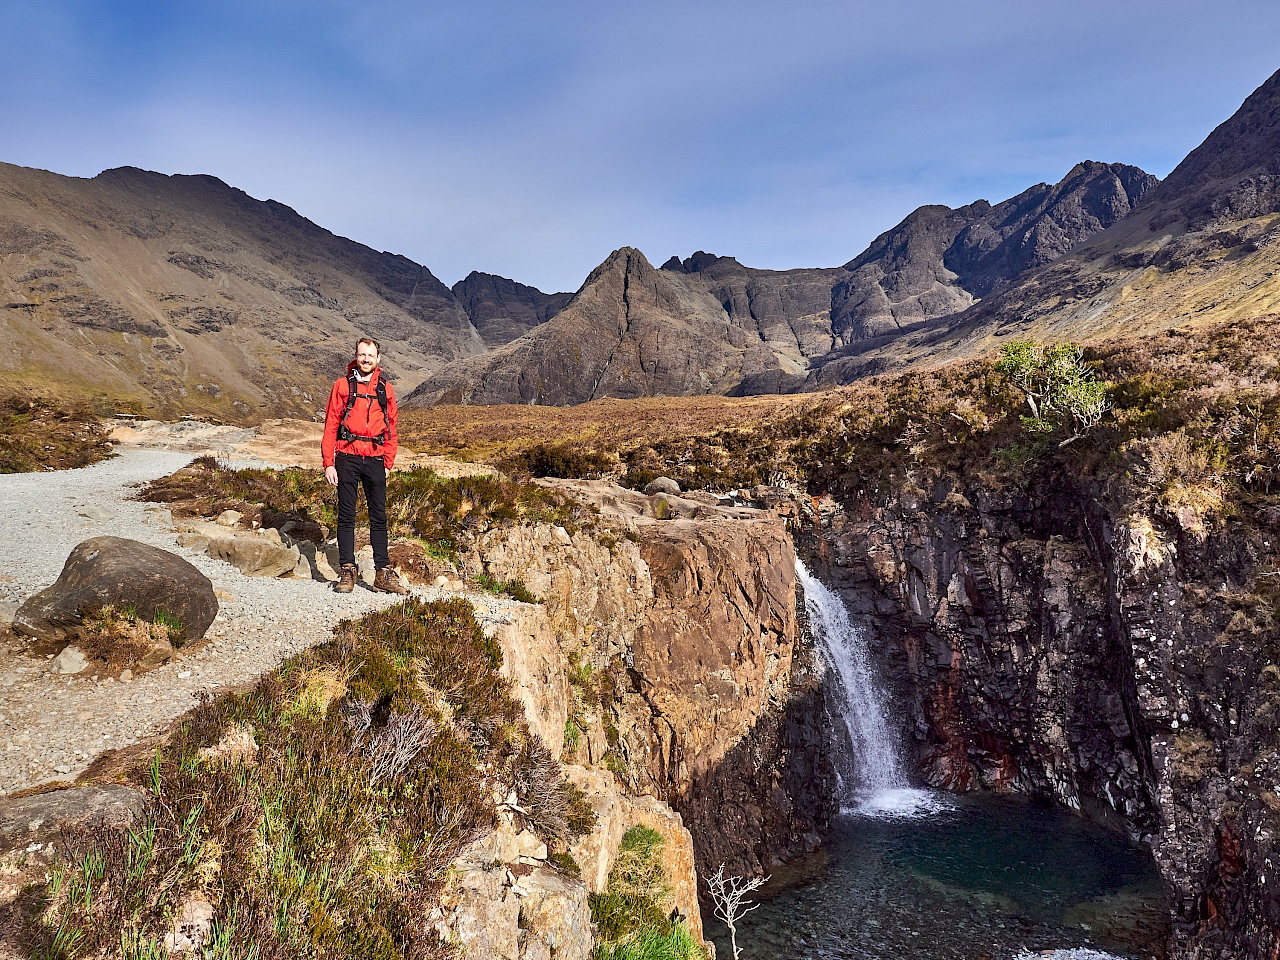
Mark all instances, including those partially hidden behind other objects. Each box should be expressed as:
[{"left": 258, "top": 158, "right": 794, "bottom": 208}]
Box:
[
  {"left": 451, "top": 271, "right": 573, "bottom": 348},
  {"left": 412, "top": 248, "right": 817, "bottom": 405},
  {"left": 409, "top": 162, "right": 1149, "bottom": 406},
  {"left": 805, "top": 476, "right": 1280, "bottom": 959},
  {"left": 825, "top": 160, "right": 1156, "bottom": 346},
  {"left": 470, "top": 482, "right": 835, "bottom": 878}
]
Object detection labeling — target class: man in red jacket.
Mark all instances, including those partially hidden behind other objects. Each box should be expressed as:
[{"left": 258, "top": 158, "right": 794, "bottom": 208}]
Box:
[{"left": 321, "top": 337, "right": 408, "bottom": 594}]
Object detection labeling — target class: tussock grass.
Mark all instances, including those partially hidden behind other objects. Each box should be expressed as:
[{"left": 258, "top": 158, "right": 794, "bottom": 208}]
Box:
[
  {"left": 138, "top": 458, "right": 592, "bottom": 561},
  {"left": 28, "top": 599, "right": 594, "bottom": 960},
  {"left": 590, "top": 826, "right": 704, "bottom": 960},
  {"left": 0, "top": 394, "right": 112, "bottom": 473}
]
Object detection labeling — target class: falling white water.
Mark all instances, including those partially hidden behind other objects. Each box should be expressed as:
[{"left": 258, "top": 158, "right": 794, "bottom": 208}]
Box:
[{"left": 798, "top": 560, "right": 951, "bottom": 819}]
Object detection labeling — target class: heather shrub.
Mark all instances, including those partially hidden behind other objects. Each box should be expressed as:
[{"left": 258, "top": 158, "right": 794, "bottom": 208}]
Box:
[
  {"left": 0, "top": 394, "right": 113, "bottom": 473},
  {"left": 139, "top": 460, "right": 592, "bottom": 561},
  {"left": 504, "top": 442, "right": 615, "bottom": 479},
  {"left": 29, "top": 598, "right": 594, "bottom": 960}
]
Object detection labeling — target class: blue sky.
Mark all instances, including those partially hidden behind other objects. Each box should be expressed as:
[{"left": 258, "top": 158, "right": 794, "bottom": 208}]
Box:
[{"left": 4, "top": 0, "right": 1279, "bottom": 292}]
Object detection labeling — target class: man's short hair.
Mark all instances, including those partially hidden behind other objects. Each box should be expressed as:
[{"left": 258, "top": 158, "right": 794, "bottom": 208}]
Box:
[{"left": 355, "top": 336, "right": 381, "bottom": 354}]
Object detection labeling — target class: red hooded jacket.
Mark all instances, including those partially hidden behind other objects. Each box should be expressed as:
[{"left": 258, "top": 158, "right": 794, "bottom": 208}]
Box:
[{"left": 321, "top": 362, "right": 398, "bottom": 469}]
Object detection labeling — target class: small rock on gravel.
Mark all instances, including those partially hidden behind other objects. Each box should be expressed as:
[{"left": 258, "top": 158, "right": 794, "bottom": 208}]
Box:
[{"left": 50, "top": 646, "right": 88, "bottom": 675}]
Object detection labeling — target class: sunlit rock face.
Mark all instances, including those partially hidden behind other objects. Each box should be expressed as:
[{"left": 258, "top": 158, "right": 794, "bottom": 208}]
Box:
[
  {"left": 804, "top": 474, "right": 1280, "bottom": 960},
  {"left": 468, "top": 481, "right": 837, "bottom": 879}
]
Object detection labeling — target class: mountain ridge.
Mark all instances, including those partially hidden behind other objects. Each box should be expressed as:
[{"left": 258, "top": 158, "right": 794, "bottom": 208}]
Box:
[
  {"left": 410, "top": 159, "right": 1156, "bottom": 405},
  {"left": 6, "top": 65, "right": 1280, "bottom": 417},
  {"left": 804, "top": 66, "right": 1280, "bottom": 388},
  {"left": 0, "top": 162, "right": 567, "bottom": 421}
]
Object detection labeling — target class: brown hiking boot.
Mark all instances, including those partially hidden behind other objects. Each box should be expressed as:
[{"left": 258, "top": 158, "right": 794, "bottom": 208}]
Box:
[
  {"left": 335, "top": 564, "right": 358, "bottom": 594},
  {"left": 373, "top": 567, "right": 409, "bottom": 595}
]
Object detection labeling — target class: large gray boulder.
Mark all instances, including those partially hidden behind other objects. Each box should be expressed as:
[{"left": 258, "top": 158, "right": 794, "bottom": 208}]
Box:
[{"left": 13, "top": 536, "right": 218, "bottom": 643}]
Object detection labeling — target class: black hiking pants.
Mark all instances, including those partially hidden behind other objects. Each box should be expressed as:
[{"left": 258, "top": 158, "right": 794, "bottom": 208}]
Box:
[{"left": 335, "top": 452, "right": 389, "bottom": 570}]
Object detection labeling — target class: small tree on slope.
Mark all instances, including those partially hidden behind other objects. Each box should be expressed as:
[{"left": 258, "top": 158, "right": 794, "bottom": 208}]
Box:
[{"left": 993, "top": 338, "right": 1111, "bottom": 446}]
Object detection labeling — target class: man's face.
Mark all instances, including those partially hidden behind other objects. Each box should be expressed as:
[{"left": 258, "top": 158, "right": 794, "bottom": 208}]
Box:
[{"left": 355, "top": 343, "right": 379, "bottom": 374}]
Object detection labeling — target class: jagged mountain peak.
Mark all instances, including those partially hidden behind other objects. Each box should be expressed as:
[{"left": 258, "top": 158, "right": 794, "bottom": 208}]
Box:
[
  {"left": 450, "top": 270, "right": 571, "bottom": 347},
  {"left": 660, "top": 251, "right": 741, "bottom": 274},
  {"left": 1144, "top": 66, "right": 1280, "bottom": 231}
]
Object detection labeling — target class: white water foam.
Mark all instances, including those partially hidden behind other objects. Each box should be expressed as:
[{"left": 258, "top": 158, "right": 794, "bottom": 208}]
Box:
[
  {"left": 1013, "top": 951, "right": 1130, "bottom": 960},
  {"left": 798, "top": 560, "right": 952, "bottom": 820}
]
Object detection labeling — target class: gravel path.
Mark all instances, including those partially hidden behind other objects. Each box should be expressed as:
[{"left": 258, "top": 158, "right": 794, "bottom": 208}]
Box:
[{"left": 0, "top": 446, "right": 493, "bottom": 797}]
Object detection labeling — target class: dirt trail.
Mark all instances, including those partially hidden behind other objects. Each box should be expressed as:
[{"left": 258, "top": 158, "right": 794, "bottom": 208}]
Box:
[{"left": 0, "top": 422, "right": 499, "bottom": 797}]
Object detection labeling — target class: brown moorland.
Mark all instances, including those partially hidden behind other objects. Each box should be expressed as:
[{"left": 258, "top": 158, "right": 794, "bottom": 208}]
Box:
[
  {"left": 0, "top": 394, "right": 114, "bottom": 473},
  {"left": 397, "top": 393, "right": 812, "bottom": 466},
  {"left": 397, "top": 313, "right": 1280, "bottom": 528}
]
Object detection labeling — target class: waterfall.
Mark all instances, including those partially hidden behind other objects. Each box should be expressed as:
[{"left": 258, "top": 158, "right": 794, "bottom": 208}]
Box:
[{"left": 798, "top": 560, "right": 949, "bottom": 818}]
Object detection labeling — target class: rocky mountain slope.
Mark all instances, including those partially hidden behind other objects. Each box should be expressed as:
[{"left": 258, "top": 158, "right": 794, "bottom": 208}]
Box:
[
  {"left": 811, "top": 67, "right": 1280, "bottom": 387},
  {"left": 0, "top": 164, "right": 568, "bottom": 422},
  {"left": 411, "top": 161, "right": 1151, "bottom": 405},
  {"left": 452, "top": 271, "right": 573, "bottom": 348},
  {"left": 7, "top": 66, "right": 1278, "bottom": 417},
  {"left": 410, "top": 248, "right": 844, "bottom": 405}
]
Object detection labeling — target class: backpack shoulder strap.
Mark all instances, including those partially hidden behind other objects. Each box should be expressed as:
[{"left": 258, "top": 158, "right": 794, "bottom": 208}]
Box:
[
  {"left": 343, "top": 370, "right": 359, "bottom": 411},
  {"left": 375, "top": 376, "right": 389, "bottom": 419}
]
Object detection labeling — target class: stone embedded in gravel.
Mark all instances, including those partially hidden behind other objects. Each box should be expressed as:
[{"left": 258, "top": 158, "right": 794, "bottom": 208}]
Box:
[
  {"left": 13, "top": 536, "right": 219, "bottom": 644},
  {"left": 77, "top": 505, "right": 115, "bottom": 521},
  {"left": 143, "top": 505, "right": 173, "bottom": 525},
  {"left": 206, "top": 536, "right": 300, "bottom": 578},
  {"left": 176, "top": 532, "right": 211, "bottom": 552},
  {"left": 216, "top": 510, "right": 243, "bottom": 527},
  {"left": 49, "top": 645, "right": 88, "bottom": 675},
  {"left": 289, "top": 552, "right": 313, "bottom": 580}
]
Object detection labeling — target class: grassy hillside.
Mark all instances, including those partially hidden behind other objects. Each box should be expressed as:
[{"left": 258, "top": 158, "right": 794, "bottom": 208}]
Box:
[{"left": 22, "top": 599, "right": 593, "bottom": 960}]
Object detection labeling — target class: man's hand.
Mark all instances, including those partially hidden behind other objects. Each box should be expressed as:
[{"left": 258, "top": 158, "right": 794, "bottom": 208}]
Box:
[{"left": 325, "top": 465, "right": 338, "bottom": 487}]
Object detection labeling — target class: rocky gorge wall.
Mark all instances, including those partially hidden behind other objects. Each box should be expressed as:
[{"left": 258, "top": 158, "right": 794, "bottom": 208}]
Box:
[
  {"left": 471, "top": 481, "right": 835, "bottom": 881},
  {"left": 802, "top": 473, "right": 1280, "bottom": 959}
]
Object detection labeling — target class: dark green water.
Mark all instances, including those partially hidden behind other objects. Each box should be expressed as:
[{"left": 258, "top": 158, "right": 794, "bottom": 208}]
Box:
[{"left": 705, "top": 793, "right": 1168, "bottom": 960}]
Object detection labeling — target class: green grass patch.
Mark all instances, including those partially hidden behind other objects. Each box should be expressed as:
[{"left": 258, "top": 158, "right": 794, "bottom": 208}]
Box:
[
  {"left": 470, "top": 574, "right": 540, "bottom": 604},
  {"left": 29, "top": 598, "right": 594, "bottom": 960},
  {"left": 590, "top": 826, "right": 704, "bottom": 960}
]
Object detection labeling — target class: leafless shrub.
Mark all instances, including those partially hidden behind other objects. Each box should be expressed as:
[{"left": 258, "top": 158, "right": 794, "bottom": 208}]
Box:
[
  {"left": 366, "top": 706, "right": 438, "bottom": 786},
  {"left": 508, "top": 737, "right": 571, "bottom": 842},
  {"left": 706, "top": 864, "right": 768, "bottom": 960},
  {"left": 341, "top": 698, "right": 374, "bottom": 746}
]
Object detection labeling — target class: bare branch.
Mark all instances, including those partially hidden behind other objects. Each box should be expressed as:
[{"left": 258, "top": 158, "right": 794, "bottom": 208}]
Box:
[{"left": 706, "top": 863, "right": 769, "bottom": 960}]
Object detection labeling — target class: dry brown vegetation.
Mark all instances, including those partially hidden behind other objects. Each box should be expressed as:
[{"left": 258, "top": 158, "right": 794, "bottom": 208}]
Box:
[
  {"left": 0, "top": 394, "right": 113, "bottom": 473},
  {"left": 406, "top": 315, "right": 1280, "bottom": 530},
  {"left": 397, "top": 394, "right": 810, "bottom": 464}
]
